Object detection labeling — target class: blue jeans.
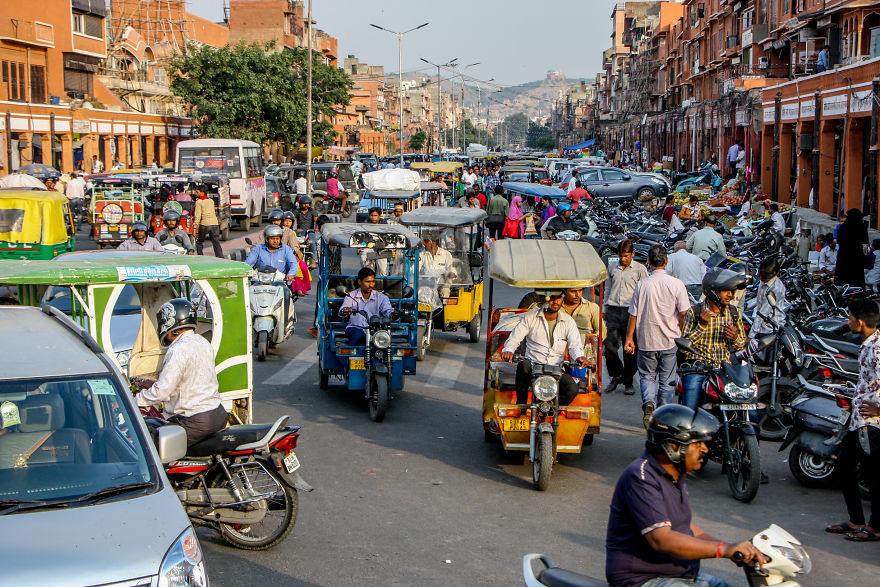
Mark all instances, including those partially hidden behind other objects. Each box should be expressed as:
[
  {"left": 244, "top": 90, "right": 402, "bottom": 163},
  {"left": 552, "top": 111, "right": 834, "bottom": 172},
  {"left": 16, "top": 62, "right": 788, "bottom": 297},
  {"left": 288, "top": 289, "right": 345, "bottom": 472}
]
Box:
[
  {"left": 642, "top": 573, "right": 732, "bottom": 587},
  {"left": 345, "top": 325, "right": 366, "bottom": 346},
  {"left": 637, "top": 348, "right": 678, "bottom": 408},
  {"left": 681, "top": 374, "right": 708, "bottom": 410}
]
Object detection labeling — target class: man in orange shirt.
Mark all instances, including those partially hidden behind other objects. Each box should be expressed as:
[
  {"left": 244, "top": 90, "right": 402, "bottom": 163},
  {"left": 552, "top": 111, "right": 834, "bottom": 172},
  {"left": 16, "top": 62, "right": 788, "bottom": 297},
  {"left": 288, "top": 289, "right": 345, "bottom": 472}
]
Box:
[{"left": 567, "top": 181, "right": 591, "bottom": 209}]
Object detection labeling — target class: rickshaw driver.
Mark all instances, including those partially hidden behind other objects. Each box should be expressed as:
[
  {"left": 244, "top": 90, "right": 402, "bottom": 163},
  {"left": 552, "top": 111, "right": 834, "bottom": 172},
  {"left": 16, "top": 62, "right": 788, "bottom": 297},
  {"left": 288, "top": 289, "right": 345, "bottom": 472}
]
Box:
[
  {"left": 499, "top": 291, "right": 591, "bottom": 406},
  {"left": 155, "top": 209, "right": 195, "bottom": 254},
  {"left": 339, "top": 267, "right": 393, "bottom": 346},
  {"left": 117, "top": 221, "right": 163, "bottom": 252},
  {"left": 245, "top": 225, "right": 300, "bottom": 281}
]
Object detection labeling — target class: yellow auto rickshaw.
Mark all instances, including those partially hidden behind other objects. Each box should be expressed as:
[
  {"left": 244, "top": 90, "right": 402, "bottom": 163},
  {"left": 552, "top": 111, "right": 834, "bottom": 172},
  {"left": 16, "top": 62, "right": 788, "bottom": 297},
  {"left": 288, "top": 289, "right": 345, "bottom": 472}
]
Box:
[
  {"left": 400, "top": 206, "right": 486, "bottom": 359},
  {"left": 0, "top": 189, "right": 75, "bottom": 259},
  {"left": 482, "top": 239, "right": 606, "bottom": 490}
]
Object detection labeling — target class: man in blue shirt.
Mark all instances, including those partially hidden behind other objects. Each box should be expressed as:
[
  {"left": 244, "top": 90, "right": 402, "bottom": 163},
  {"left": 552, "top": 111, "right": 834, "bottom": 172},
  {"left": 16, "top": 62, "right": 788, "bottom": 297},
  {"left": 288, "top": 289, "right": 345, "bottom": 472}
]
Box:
[
  {"left": 340, "top": 266, "right": 393, "bottom": 346},
  {"left": 245, "top": 224, "right": 300, "bottom": 280},
  {"left": 817, "top": 44, "right": 830, "bottom": 73},
  {"left": 606, "top": 405, "right": 763, "bottom": 587}
]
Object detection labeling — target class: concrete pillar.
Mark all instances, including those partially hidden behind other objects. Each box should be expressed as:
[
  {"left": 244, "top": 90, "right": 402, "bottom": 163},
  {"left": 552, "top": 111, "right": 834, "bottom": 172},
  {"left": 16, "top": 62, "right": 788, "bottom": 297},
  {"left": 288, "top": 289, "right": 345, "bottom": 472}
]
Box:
[
  {"left": 60, "top": 134, "right": 74, "bottom": 173},
  {"left": 145, "top": 136, "right": 155, "bottom": 167},
  {"left": 818, "top": 120, "right": 836, "bottom": 215},
  {"left": 157, "top": 138, "right": 168, "bottom": 167},
  {"left": 103, "top": 136, "right": 113, "bottom": 170},
  {"left": 778, "top": 125, "right": 793, "bottom": 202},
  {"left": 761, "top": 125, "right": 774, "bottom": 192},
  {"left": 130, "top": 135, "right": 141, "bottom": 168},
  {"left": 844, "top": 120, "right": 864, "bottom": 212},
  {"left": 796, "top": 122, "right": 812, "bottom": 206}
]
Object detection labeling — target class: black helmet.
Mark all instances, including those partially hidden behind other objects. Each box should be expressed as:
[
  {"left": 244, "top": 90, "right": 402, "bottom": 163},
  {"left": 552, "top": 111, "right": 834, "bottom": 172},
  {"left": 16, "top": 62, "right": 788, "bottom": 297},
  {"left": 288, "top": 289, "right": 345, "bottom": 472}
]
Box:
[
  {"left": 701, "top": 268, "right": 747, "bottom": 306},
  {"left": 281, "top": 211, "right": 295, "bottom": 223},
  {"left": 267, "top": 208, "right": 284, "bottom": 222},
  {"left": 299, "top": 195, "right": 312, "bottom": 204},
  {"left": 263, "top": 224, "right": 283, "bottom": 240},
  {"left": 163, "top": 209, "right": 181, "bottom": 223},
  {"left": 728, "top": 261, "right": 752, "bottom": 287},
  {"left": 647, "top": 404, "right": 719, "bottom": 465},
  {"left": 131, "top": 221, "right": 148, "bottom": 233},
  {"left": 156, "top": 298, "right": 197, "bottom": 345}
]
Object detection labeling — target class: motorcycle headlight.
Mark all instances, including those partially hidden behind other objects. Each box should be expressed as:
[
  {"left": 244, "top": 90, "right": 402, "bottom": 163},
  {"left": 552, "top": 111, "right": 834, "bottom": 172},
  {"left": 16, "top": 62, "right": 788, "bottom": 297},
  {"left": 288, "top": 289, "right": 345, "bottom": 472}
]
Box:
[
  {"left": 533, "top": 375, "right": 558, "bottom": 402},
  {"left": 724, "top": 382, "right": 758, "bottom": 401},
  {"left": 159, "top": 527, "right": 207, "bottom": 587},
  {"left": 775, "top": 543, "right": 811, "bottom": 575},
  {"left": 372, "top": 330, "right": 391, "bottom": 349},
  {"left": 259, "top": 271, "right": 274, "bottom": 284}
]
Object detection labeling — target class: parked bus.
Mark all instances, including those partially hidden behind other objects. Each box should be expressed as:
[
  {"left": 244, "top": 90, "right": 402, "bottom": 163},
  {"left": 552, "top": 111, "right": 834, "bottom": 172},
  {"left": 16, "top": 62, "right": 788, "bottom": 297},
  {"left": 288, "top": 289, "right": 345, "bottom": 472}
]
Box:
[{"left": 176, "top": 139, "right": 266, "bottom": 231}]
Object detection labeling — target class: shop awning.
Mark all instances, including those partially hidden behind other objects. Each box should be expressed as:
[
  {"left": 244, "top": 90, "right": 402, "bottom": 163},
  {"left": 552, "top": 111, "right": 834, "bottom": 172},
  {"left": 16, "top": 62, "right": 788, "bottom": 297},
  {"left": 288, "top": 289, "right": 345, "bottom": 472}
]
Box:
[{"left": 562, "top": 138, "right": 596, "bottom": 151}]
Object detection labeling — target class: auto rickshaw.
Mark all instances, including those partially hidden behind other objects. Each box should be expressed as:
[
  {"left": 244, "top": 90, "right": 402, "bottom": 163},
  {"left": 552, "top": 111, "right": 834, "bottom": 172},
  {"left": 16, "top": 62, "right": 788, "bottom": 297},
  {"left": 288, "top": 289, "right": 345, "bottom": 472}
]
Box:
[
  {"left": 149, "top": 173, "right": 232, "bottom": 241},
  {"left": 0, "top": 253, "right": 256, "bottom": 423},
  {"left": 399, "top": 206, "right": 487, "bottom": 360},
  {"left": 420, "top": 181, "right": 446, "bottom": 206},
  {"left": 88, "top": 175, "right": 148, "bottom": 248},
  {"left": 356, "top": 169, "right": 422, "bottom": 223},
  {"left": 0, "top": 189, "right": 75, "bottom": 259},
  {"left": 482, "top": 239, "right": 607, "bottom": 490},
  {"left": 316, "top": 223, "right": 419, "bottom": 422}
]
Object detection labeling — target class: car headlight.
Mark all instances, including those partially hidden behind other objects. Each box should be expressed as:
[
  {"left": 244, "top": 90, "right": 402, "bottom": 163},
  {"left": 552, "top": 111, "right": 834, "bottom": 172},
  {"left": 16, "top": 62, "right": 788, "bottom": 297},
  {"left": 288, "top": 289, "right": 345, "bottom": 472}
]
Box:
[
  {"left": 533, "top": 375, "right": 558, "bottom": 402},
  {"left": 159, "top": 526, "right": 207, "bottom": 587},
  {"left": 115, "top": 349, "right": 131, "bottom": 368},
  {"left": 373, "top": 330, "right": 391, "bottom": 349},
  {"left": 724, "top": 382, "right": 758, "bottom": 401}
]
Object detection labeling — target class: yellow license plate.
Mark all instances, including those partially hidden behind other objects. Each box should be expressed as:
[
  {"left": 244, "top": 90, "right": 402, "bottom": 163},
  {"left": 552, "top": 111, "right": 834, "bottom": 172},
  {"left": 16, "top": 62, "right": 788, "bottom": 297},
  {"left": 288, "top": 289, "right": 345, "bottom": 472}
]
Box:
[
  {"left": 350, "top": 358, "right": 365, "bottom": 370},
  {"left": 502, "top": 418, "right": 530, "bottom": 432}
]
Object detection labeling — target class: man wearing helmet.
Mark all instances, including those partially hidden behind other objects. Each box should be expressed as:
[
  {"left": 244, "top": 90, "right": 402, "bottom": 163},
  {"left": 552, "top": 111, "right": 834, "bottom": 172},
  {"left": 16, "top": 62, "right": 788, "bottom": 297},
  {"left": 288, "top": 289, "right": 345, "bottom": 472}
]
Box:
[
  {"left": 294, "top": 196, "right": 319, "bottom": 268},
  {"left": 255, "top": 208, "right": 302, "bottom": 259},
  {"left": 606, "top": 405, "right": 763, "bottom": 586},
  {"left": 543, "top": 203, "right": 577, "bottom": 239},
  {"left": 117, "top": 221, "right": 163, "bottom": 252},
  {"left": 134, "top": 299, "right": 227, "bottom": 446},
  {"left": 245, "top": 225, "right": 300, "bottom": 281},
  {"left": 326, "top": 170, "right": 347, "bottom": 214},
  {"left": 155, "top": 209, "right": 195, "bottom": 254},
  {"left": 679, "top": 269, "right": 747, "bottom": 410}
]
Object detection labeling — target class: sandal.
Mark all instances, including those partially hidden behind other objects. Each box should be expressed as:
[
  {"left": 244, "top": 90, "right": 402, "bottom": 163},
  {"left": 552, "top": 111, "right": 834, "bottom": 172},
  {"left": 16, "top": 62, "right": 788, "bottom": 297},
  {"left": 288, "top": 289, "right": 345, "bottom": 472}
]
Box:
[
  {"left": 844, "top": 528, "right": 880, "bottom": 542},
  {"left": 826, "top": 521, "right": 863, "bottom": 534}
]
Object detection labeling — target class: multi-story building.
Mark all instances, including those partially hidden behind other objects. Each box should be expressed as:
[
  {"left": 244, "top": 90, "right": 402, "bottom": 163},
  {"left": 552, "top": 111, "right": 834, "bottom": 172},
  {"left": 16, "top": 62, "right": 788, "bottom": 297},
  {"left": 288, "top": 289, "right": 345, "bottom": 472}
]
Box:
[{"left": 228, "top": 0, "right": 337, "bottom": 65}]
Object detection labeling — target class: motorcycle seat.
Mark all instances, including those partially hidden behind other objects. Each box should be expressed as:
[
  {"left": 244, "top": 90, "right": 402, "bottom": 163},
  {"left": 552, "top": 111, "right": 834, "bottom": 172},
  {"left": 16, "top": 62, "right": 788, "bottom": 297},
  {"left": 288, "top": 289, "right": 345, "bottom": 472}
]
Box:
[
  {"left": 538, "top": 568, "right": 606, "bottom": 587},
  {"left": 187, "top": 423, "right": 278, "bottom": 457}
]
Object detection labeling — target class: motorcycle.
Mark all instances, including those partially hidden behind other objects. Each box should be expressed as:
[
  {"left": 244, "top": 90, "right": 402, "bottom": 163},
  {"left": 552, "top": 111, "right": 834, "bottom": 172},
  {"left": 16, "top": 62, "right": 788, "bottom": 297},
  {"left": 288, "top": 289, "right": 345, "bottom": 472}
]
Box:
[
  {"left": 675, "top": 161, "right": 723, "bottom": 192},
  {"left": 296, "top": 229, "right": 315, "bottom": 266},
  {"left": 523, "top": 524, "right": 812, "bottom": 587},
  {"left": 675, "top": 336, "right": 771, "bottom": 502},
  {"left": 250, "top": 265, "right": 297, "bottom": 361},
  {"left": 145, "top": 413, "right": 312, "bottom": 551}
]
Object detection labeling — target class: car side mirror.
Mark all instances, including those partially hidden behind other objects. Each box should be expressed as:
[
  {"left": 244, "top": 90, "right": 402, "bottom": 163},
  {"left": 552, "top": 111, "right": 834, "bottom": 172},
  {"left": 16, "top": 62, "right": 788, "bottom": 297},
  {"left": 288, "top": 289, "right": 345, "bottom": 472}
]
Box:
[
  {"left": 767, "top": 291, "right": 777, "bottom": 308},
  {"left": 622, "top": 176, "right": 631, "bottom": 181},
  {"left": 155, "top": 424, "right": 187, "bottom": 464},
  {"left": 335, "top": 285, "right": 348, "bottom": 298},
  {"left": 674, "top": 337, "right": 698, "bottom": 355},
  {"left": 401, "top": 286, "right": 414, "bottom": 299},
  {"left": 468, "top": 252, "right": 483, "bottom": 268}
]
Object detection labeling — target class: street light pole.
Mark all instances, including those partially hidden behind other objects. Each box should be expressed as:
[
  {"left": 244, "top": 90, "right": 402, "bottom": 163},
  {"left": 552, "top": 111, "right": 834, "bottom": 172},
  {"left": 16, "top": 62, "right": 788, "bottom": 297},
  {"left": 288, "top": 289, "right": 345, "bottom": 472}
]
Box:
[
  {"left": 420, "top": 57, "right": 457, "bottom": 157},
  {"left": 306, "top": 0, "right": 312, "bottom": 196},
  {"left": 370, "top": 22, "right": 428, "bottom": 166}
]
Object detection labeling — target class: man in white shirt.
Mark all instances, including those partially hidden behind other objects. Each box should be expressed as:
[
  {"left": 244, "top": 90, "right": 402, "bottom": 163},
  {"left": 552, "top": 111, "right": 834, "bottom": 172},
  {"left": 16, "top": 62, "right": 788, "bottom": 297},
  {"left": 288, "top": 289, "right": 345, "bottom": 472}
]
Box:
[
  {"left": 293, "top": 171, "right": 308, "bottom": 196},
  {"left": 769, "top": 202, "right": 786, "bottom": 235},
  {"left": 686, "top": 215, "right": 727, "bottom": 261},
  {"left": 421, "top": 233, "right": 457, "bottom": 299},
  {"left": 500, "top": 290, "right": 590, "bottom": 405},
  {"left": 90, "top": 154, "right": 103, "bottom": 174},
  {"left": 566, "top": 169, "right": 580, "bottom": 194},
  {"left": 461, "top": 166, "right": 477, "bottom": 189},
  {"left": 819, "top": 234, "right": 838, "bottom": 273},
  {"left": 134, "top": 299, "right": 227, "bottom": 446},
  {"left": 65, "top": 172, "right": 87, "bottom": 229},
  {"left": 666, "top": 240, "right": 707, "bottom": 286}
]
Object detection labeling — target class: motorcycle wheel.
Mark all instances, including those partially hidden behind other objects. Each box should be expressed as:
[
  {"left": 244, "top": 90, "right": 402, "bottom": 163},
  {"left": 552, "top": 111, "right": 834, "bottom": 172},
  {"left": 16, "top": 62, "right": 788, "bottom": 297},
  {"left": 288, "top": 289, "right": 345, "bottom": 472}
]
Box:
[
  {"left": 416, "top": 325, "right": 427, "bottom": 362},
  {"left": 256, "top": 331, "right": 268, "bottom": 362},
  {"left": 215, "top": 465, "right": 298, "bottom": 551},
  {"left": 789, "top": 444, "right": 835, "bottom": 488},
  {"left": 726, "top": 431, "right": 761, "bottom": 503},
  {"left": 467, "top": 311, "right": 481, "bottom": 343},
  {"left": 757, "top": 384, "right": 797, "bottom": 441},
  {"left": 368, "top": 373, "right": 389, "bottom": 422},
  {"left": 532, "top": 431, "right": 554, "bottom": 491},
  {"left": 341, "top": 205, "right": 354, "bottom": 219}
]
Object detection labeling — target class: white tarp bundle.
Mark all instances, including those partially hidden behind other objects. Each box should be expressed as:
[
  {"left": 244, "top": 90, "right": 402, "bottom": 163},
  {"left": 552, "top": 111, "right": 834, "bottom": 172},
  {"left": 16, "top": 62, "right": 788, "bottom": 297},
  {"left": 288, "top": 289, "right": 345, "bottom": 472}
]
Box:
[{"left": 361, "top": 169, "right": 420, "bottom": 192}]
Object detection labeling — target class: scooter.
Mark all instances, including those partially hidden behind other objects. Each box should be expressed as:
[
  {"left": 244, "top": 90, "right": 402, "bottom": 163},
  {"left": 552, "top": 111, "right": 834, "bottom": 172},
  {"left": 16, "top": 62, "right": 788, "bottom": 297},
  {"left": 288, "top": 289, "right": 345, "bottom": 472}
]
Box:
[
  {"left": 250, "top": 265, "right": 296, "bottom": 361},
  {"left": 523, "top": 524, "right": 812, "bottom": 587},
  {"left": 675, "top": 161, "right": 723, "bottom": 192}
]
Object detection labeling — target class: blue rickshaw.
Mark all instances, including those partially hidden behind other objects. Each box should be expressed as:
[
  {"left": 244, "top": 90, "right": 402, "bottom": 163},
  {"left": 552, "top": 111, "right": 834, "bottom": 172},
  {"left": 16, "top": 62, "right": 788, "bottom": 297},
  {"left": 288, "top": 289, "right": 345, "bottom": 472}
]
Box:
[{"left": 316, "top": 223, "right": 421, "bottom": 422}]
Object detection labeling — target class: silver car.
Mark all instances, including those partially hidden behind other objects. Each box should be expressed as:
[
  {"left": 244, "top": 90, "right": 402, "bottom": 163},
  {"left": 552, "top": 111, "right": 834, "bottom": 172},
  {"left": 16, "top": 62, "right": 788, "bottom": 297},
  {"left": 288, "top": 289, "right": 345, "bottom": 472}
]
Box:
[{"left": 0, "top": 306, "right": 205, "bottom": 586}]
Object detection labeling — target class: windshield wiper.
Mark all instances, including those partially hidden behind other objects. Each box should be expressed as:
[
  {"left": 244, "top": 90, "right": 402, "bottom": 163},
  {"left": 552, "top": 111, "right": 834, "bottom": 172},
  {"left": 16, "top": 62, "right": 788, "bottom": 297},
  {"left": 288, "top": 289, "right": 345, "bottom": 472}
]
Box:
[
  {"left": 68, "top": 481, "right": 156, "bottom": 505},
  {"left": 0, "top": 499, "right": 72, "bottom": 515},
  {"left": 0, "top": 482, "right": 155, "bottom": 515}
]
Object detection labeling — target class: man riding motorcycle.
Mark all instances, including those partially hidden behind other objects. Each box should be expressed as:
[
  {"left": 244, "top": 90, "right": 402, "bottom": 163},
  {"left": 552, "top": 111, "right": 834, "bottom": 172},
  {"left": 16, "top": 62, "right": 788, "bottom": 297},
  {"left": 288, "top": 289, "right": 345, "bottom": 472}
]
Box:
[
  {"left": 133, "top": 299, "right": 228, "bottom": 446},
  {"left": 245, "top": 224, "right": 300, "bottom": 281},
  {"left": 117, "top": 220, "right": 163, "bottom": 252},
  {"left": 543, "top": 203, "right": 577, "bottom": 239},
  {"left": 605, "top": 404, "right": 764, "bottom": 587},
  {"left": 500, "top": 290, "right": 591, "bottom": 406},
  {"left": 294, "top": 196, "right": 319, "bottom": 268},
  {"left": 255, "top": 208, "right": 302, "bottom": 260},
  {"left": 154, "top": 209, "right": 195, "bottom": 254}
]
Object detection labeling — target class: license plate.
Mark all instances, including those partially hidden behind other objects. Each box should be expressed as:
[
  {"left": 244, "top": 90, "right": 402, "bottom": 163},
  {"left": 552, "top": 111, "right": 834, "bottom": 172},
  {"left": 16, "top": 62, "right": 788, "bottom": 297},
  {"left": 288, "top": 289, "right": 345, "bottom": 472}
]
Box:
[
  {"left": 108, "top": 225, "right": 119, "bottom": 231},
  {"left": 283, "top": 452, "right": 300, "bottom": 473},
  {"left": 720, "top": 403, "right": 756, "bottom": 410},
  {"left": 350, "top": 358, "right": 365, "bottom": 370},
  {"left": 502, "top": 418, "right": 530, "bottom": 432}
]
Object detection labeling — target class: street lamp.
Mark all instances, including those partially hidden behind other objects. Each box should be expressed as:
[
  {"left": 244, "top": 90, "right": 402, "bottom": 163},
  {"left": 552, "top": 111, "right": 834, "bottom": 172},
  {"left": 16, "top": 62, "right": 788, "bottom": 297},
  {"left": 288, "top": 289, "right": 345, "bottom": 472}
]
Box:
[
  {"left": 370, "top": 22, "right": 429, "bottom": 165},
  {"left": 420, "top": 56, "right": 457, "bottom": 155},
  {"left": 449, "top": 62, "right": 479, "bottom": 154}
]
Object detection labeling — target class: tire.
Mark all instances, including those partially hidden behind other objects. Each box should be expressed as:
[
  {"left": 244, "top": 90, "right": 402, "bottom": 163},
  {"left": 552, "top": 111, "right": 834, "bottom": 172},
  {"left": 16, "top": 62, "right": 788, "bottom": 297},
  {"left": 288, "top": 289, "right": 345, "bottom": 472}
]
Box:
[
  {"left": 583, "top": 433, "right": 594, "bottom": 446},
  {"left": 636, "top": 187, "right": 655, "bottom": 199},
  {"left": 341, "top": 204, "right": 354, "bottom": 219},
  {"left": 239, "top": 215, "right": 251, "bottom": 232},
  {"left": 256, "top": 331, "right": 268, "bottom": 362},
  {"left": 368, "top": 373, "right": 389, "bottom": 422},
  {"left": 789, "top": 444, "right": 835, "bottom": 489},
  {"left": 757, "top": 385, "right": 797, "bottom": 441},
  {"left": 220, "top": 225, "right": 230, "bottom": 241},
  {"left": 467, "top": 311, "right": 481, "bottom": 343},
  {"left": 726, "top": 430, "right": 761, "bottom": 503},
  {"left": 532, "top": 431, "right": 554, "bottom": 491},
  {"left": 215, "top": 465, "right": 298, "bottom": 551},
  {"left": 319, "top": 370, "right": 329, "bottom": 389},
  {"left": 252, "top": 212, "right": 262, "bottom": 227},
  {"left": 416, "top": 325, "right": 427, "bottom": 362}
]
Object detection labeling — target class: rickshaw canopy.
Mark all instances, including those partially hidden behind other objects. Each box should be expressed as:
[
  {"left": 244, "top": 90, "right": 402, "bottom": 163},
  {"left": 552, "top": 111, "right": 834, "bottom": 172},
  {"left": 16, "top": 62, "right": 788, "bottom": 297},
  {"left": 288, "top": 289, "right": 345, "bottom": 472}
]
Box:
[
  {"left": 502, "top": 182, "right": 566, "bottom": 199},
  {"left": 368, "top": 189, "right": 421, "bottom": 200},
  {"left": 399, "top": 206, "right": 487, "bottom": 228},
  {"left": 428, "top": 161, "right": 463, "bottom": 173},
  {"left": 419, "top": 181, "right": 445, "bottom": 191},
  {"left": 488, "top": 239, "right": 607, "bottom": 288},
  {"left": 0, "top": 190, "right": 71, "bottom": 246},
  {"left": 321, "top": 222, "right": 421, "bottom": 249}
]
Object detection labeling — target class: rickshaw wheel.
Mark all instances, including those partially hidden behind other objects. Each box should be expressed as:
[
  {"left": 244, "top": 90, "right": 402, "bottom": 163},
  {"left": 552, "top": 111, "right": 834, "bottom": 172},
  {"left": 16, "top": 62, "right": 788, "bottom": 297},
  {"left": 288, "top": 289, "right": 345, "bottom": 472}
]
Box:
[
  {"left": 240, "top": 216, "right": 251, "bottom": 231},
  {"left": 220, "top": 226, "right": 230, "bottom": 241},
  {"left": 368, "top": 373, "right": 389, "bottom": 422},
  {"left": 416, "top": 325, "right": 427, "bottom": 361},
  {"left": 256, "top": 331, "right": 268, "bottom": 361},
  {"left": 319, "top": 370, "right": 329, "bottom": 389},
  {"left": 533, "top": 431, "right": 554, "bottom": 491},
  {"left": 467, "top": 312, "right": 481, "bottom": 343}
]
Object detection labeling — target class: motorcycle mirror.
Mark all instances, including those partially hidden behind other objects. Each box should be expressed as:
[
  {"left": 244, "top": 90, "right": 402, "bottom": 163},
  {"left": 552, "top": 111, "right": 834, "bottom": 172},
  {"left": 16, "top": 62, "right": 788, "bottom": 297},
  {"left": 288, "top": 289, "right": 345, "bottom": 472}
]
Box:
[
  {"left": 674, "top": 337, "right": 698, "bottom": 355},
  {"left": 335, "top": 285, "right": 348, "bottom": 298},
  {"left": 245, "top": 237, "right": 254, "bottom": 246},
  {"left": 767, "top": 291, "right": 777, "bottom": 308},
  {"left": 155, "top": 424, "right": 187, "bottom": 464},
  {"left": 400, "top": 285, "right": 414, "bottom": 299}
]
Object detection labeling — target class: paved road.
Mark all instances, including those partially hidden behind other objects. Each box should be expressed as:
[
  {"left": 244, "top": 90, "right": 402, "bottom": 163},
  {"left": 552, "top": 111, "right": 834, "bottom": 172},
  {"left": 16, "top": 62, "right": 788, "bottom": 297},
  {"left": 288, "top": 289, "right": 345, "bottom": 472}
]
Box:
[{"left": 72, "top": 231, "right": 880, "bottom": 585}]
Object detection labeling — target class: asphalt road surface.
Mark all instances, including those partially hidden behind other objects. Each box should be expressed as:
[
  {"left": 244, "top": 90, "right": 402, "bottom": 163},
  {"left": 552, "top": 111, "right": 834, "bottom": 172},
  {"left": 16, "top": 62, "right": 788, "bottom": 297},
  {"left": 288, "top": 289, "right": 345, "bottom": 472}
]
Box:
[{"left": 75, "top": 227, "right": 880, "bottom": 585}]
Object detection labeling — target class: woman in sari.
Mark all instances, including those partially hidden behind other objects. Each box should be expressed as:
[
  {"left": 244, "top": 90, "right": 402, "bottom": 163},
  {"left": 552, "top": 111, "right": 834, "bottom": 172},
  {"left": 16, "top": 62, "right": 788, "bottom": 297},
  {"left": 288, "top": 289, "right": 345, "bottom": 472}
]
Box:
[{"left": 502, "top": 195, "right": 525, "bottom": 238}]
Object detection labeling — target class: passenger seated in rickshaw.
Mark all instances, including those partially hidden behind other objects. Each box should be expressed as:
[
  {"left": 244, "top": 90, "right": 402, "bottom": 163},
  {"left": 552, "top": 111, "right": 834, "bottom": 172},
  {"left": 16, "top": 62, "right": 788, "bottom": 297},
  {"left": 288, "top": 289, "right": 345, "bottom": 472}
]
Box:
[
  {"left": 420, "top": 232, "right": 457, "bottom": 299},
  {"left": 499, "top": 290, "right": 590, "bottom": 406},
  {"left": 560, "top": 287, "right": 605, "bottom": 345},
  {"left": 359, "top": 208, "right": 390, "bottom": 276},
  {"left": 339, "top": 267, "right": 393, "bottom": 346}
]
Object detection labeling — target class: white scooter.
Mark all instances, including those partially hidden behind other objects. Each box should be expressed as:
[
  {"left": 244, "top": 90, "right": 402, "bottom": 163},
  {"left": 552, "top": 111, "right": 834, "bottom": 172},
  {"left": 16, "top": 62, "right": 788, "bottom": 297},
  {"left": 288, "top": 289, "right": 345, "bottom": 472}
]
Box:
[
  {"left": 523, "top": 525, "right": 811, "bottom": 587},
  {"left": 250, "top": 265, "right": 296, "bottom": 361}
]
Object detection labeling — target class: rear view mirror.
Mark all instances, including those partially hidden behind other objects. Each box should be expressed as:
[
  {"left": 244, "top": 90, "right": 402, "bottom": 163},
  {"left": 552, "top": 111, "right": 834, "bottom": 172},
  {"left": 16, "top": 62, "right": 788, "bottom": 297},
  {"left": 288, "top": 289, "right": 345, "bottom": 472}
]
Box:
[
  {"left": 468, "top": 252, "right": 483, "bottom": 269},
  {"left": 335, "top": 285, "right": 348, "bottom": 298},
  {"left": 674, "top": 337, "right": 698, "bottom": 355},
  {"left": 401, "top": 286, "right": 414, "bottom": 299},
  {"left": 245, "top": 237, "right": 254, "bottom": 246},
  {"left": 155, "top": 424, "right": 187, "bottom": 464}
]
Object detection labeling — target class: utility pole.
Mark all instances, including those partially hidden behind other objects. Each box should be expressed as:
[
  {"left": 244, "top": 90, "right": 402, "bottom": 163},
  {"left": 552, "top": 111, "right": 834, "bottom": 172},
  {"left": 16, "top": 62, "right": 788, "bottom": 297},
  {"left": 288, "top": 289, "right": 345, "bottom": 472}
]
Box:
[
  {"left": 306, "top": 0, "right": 312, "bottom": 196},
  {"left": 420, "top": 57, "right": 457, "bottom": 156}
]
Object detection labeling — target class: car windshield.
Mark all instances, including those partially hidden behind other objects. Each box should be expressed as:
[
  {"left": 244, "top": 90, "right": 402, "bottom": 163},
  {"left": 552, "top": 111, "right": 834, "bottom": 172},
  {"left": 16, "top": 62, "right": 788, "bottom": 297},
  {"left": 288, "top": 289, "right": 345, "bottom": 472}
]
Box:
[
  {"left": 44, "top": 284, "right": 140, "bottom": 316},
  {"left": 534, "top": 171, "right": 549, "bottom": 181},
  {"left": 178, "top": 147, "right": 242, "bottom": 179},
  {"left": 504, "top": 171, "right": 531, "bottom": 182},
  {"left": 0, "top": 375, "right": 156, "bottom": 508}
]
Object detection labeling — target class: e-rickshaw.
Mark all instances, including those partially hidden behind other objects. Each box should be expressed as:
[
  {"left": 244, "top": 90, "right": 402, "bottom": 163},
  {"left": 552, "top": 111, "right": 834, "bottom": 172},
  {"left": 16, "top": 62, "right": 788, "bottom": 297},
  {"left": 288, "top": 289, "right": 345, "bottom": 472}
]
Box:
[
  {"left": 420, "top": 181, "right": 446, "bottom": 207},
  {"left": 356, "top": 169, "right": 422, "bottom": 222},
  {"left": 0, "top": 189, "right": 75, "bottom": 259},
  {"left": 89, "top": 175, "right": 148, "bottom": 248},
  {"left": 412, "top": 161, "right": 463, "bottom": 201},
  {"left": 149, "top": 173, "right": 232, "bottom": 241},
  {"left": 0, "top": 254, "right": 255, "bottom": 423},
  {"left": 399, "top": 206, "right": 487, "bottom": 360},
  {"left": 482, "top": 239, "right": 607, "bottom": 490},
  {"left": 316, "top": 223, "right": 420, "bottom": 422}
]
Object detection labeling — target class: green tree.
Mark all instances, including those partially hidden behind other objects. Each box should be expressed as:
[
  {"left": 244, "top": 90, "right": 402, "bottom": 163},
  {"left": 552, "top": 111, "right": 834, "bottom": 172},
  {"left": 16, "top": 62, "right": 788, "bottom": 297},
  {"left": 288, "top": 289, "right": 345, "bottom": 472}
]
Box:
[
  {"left": 169, "top": 42, "right": 352, "bottom": 147},
  {"left": 491, "top": 112, "right": 528, "bottom": 148},
  {"left": 442, "top": 119, "right": 482, "bottom": 150},
  {"left": 536, "top": 134, "right": 556, "bottom": 150},
  {"left": 526, "top": 120, "right": 554, "bottom": 149},
  {"left": 408, "top": 130, "right": 427, "bottom": 152}
]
